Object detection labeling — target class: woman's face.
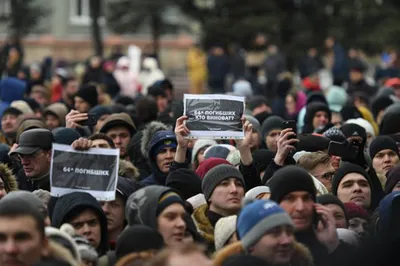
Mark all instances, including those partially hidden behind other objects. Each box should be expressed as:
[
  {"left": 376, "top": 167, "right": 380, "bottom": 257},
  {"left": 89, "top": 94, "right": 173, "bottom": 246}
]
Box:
[
  {"left": 157, "top": 203, "right": 186, "bottom": 246},
  {"left": 285, "top": 95, "right": 296, "bottom": 114}
]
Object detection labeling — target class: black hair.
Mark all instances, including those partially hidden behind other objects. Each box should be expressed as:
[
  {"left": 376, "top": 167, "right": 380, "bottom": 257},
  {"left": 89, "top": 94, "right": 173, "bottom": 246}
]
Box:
[
  {"left": 0, "top": 201, "right": 45, "bottom": 239},
  {"left": 88, "top": 133, "right": 115, "bottom": 148}
]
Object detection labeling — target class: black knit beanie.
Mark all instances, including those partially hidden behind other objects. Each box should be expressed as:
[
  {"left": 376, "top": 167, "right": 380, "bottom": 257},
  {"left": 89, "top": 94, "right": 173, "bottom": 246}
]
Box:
[
  {"left": 261, "top": 116, "right": 284, "bottom": 140},
  {"left": 166, "top": 169, "right": 202, "bottom": 200},
  {"left": 269, "top": 165, "right": 316, "bottom": 203},
  {"left": 369, "top": 135, "right": 400, "bottom": 160},
  {"left": 317, "top": 194, "right": 348, "bottom": 222},
  {"left": 340, "top": 123, "right": 367, "bottom": 141},
  {"left": 75, "top": 84, "right": 98, "bottom": 108},
  {"left": 331, "top": 162, "right": 371, "bottom": 196},
  {"left": 115, "top": 225, "right": 164, "bottom": 260}
]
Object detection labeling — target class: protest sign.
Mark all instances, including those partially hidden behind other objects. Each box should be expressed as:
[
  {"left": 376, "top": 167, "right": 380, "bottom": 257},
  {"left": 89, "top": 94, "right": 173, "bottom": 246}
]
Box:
[
  {"left": 50, "top": 144, "right": 120, "bottom": 201},
  {"left": 183, "top": 94, "right": 245, "bottom": 139}
]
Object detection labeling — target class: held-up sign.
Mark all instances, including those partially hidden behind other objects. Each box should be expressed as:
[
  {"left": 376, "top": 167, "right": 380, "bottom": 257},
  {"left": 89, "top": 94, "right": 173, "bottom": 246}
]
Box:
[
  {"left": 183, "top": 94, "right": 245, "bottom": 139},
  {"left": 50, "top": 144, "right": 120, "bottom": 201}
]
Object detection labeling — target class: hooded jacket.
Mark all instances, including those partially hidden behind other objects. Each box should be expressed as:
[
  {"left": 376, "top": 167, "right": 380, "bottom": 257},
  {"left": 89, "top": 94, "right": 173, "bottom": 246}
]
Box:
[
  {"left": 139, "top": 57, "right": 165, "bottom": 95},
  {"left": 140, "top": 122, "right": 176, "bottom": 186},
  {"left": 302, "top": 102, "right": 332, "bottom": 134},
  {"left": 125, "top": 185, "right": 172, "bottom": 229},
  {"left": 51, "top": 192, "right": 109, "bottom": 256},
  {"left": 43, "top": 103, "right": 69, "bottom": 127},
  {"left": 0, "top": 77, "right": 27, "bottom": 118}
]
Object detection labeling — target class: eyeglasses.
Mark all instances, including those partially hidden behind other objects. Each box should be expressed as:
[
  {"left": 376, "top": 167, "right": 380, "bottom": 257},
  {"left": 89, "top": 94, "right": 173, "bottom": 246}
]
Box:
[{"left": 315, "top": 172, "right": 335, "bottom": 180}]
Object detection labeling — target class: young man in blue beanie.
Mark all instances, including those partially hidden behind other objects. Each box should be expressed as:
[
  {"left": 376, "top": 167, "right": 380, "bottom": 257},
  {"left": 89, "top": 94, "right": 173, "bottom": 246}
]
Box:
[{"left": 236, "top": 200, "right": 313, "bottom": 266}]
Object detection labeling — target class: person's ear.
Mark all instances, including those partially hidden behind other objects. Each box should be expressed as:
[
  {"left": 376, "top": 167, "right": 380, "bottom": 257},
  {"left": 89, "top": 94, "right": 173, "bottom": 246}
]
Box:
[
  {"left": 41, "top": 237, "right": 50, "bottom": 257},
  {"left": 47, "top": 150, "right": 52, "bottom": 162}
]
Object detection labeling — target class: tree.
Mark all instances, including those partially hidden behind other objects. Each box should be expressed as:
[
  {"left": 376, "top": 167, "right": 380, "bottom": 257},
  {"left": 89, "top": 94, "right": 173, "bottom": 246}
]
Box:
[
  {"left": 106, "top": 0, "right": 180, "bottom": 58},
  {"left": 5, "top": 0, "right": 48, "bottom": 42},
  {"left": 89, "top": 0, "right": 104, "bottom": 56}
]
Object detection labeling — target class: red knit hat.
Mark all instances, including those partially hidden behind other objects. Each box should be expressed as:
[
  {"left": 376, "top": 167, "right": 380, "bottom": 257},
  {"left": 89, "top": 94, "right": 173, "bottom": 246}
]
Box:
[
  {"left": 344, "top": 202, "right": 370, "bottom": 220},
  {"left": 195, "top": 158, "right": 232, "bottom": 179}
]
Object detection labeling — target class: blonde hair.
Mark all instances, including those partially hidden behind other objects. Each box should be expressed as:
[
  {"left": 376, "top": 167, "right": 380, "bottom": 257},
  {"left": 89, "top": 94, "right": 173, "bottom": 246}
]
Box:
[
  {"left": 213, "top": 242, "right": 244, "bottom": 266},
  {"left": 297, "top": 151, "right": 331, "bottom": 171}
]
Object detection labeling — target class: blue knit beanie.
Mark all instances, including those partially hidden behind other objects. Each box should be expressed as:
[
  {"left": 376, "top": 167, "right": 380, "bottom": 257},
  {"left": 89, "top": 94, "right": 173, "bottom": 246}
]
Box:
[{"left": 237, "top": 200, "right": 294, "bottom": 249}]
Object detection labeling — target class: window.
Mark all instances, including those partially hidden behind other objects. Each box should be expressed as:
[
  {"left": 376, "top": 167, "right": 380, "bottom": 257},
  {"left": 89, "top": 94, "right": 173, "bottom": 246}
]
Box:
[
  {"left": 69, "top": 0, "right": 105, "bottom": 26},
  {"left": 0, "top": 0, "right": 11, "bottom": 19}
]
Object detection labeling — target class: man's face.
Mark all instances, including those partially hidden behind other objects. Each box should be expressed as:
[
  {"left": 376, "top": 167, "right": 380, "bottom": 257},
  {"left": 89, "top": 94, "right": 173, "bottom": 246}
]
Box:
[
  {"left": 209, "top": 178, "right": 244, "bottom": 216},
  {"left": 309, "top": 163, "right": 335, "bottom": 192},
  {"left": 69, "top": 209, "right": 102, "bottom": 249},
  {"left": 44, "top": 114, "right": 60, "bottom": 130},
  {"left": 0, "top": 215, "right": 47, "bottom": 266},
  {"left": 74, "top": 96, "right": 91, "bottom": 113},
  {"left": 157, "top": 203, "right": 186, "bottom": 246},
  {"left": 65, "top": 80, "right": 79, "bottom": 97},
  {"left": 280, "top": 191, "right": 314, "bottom": 231},
  {"left": 30, "top": 92, "right": 47, "bottom": 106},
  {"left": 265, "top": 129, "right": 281, "bottom": 153},
  {"left": 0, "top": 178, "right": 7, "bottom": 200},
  {"left": 156, "top": 147, "right": 176, "bottom": 173},
  {"left": 348, "top": 217, "right": 368, "bottom": 236},
  {"left": 157, "top": 96, "right": 168, "bottom": 113},
  {"left": 100, "top": 195, "right": 125, "bottom": 234},
  {"left": 251, "top": 225, "right": 294, "bottom": 265},
  {"left": 349, "top": 70, "right": 363, "bottom": 83},
  {"left": 312, "top": 111, "right": 329, "bottom": 130},
  {"left": 1, "top": 114, "right": 18, "bottom": 134},
  {"left": 95, "top": 114, "right": 110, "bottom": 133},
  {"left": 325, "top": 204, "right": 347, "bottom": 229},
  {"left": 106, "top": 127, "right": 131, "bottom": 157},
  {"left": 19, "top": 150, "right": 51, "bottom": 178},
  {"left": 337, "top": 173, "right": 371, "bottom": 209},
  {"left": 91, "top": 139, "right": 112, "bottom": 149},
  {"left": 372, "top": 149, "right": 400, "bottom": 175}
]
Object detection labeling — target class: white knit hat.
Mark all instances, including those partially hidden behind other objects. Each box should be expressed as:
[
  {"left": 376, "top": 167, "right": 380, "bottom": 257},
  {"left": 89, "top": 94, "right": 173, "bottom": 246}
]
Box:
[
  {"left": 191, "top": 139, "right": 217, "bottom": 163},
  {"left": 214, "top": 215, "right": 237, "bottom": 251},
  {"left": 245, "top": 186, "right": 270, "bottom": 201}
]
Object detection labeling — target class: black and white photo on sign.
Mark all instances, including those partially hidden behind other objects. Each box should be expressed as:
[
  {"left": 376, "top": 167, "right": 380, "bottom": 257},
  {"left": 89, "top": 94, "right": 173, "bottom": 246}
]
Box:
[
  {"left": 183, "top": 94, "right": 245, "bottom": 139},
  {"left": 50, "top": 143, "right": 120, "bottom": 201}
]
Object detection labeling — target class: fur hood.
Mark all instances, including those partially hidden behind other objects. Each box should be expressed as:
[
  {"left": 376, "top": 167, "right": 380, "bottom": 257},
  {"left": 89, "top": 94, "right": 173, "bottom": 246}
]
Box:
[
  {"left": 0, "top": 163, "right": 18, "bottom": 192},
  {"left": 213, "top": 240, "right": 313, "bottom": 266},
  {"left": 192, "top": 204, "right": 215, "bottom": 248},
  {"left": 140, "top": 121, "right": 170, "bottom": 159}
]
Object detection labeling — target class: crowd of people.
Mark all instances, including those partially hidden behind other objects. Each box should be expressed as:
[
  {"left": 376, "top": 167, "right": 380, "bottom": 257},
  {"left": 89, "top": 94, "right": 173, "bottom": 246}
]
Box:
[{"left": 0, "top": 34, "right": 400, "bottom": 266}]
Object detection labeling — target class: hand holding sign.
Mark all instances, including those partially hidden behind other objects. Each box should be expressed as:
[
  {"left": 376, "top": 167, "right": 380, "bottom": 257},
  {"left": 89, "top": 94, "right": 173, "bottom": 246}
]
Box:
[
  {"left": 175, "top": 116, "right": 190, "bottom": 149},
  {"left": 72, "top": 137, "right": 93, "bottom": 151},
  {"left": 236, "top": 118, "right": 253, "bottom": 150}
]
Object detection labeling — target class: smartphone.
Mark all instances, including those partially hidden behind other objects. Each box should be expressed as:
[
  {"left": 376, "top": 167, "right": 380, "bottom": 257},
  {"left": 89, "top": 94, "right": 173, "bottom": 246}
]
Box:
[
  {"left": 313, "top": 209, "right": 321, "bottom": 229},
  {"left": 78, "top": 113, "right": 97, "bottom": 127},
  {"left": 282, "top": 120, "right": 297, "bottom": 133},
  {"left": 328, "top": 141, "right": 358, "bottom": 161}
]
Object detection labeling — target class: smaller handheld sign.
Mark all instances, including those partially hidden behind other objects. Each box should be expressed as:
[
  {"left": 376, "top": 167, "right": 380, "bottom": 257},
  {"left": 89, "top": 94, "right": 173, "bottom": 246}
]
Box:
[
  {"left": 50, "top": 144, "right": 120, "bottom": 201},
  {"left": 183, "top": 94, "right": 245, "bottom": 139}
]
